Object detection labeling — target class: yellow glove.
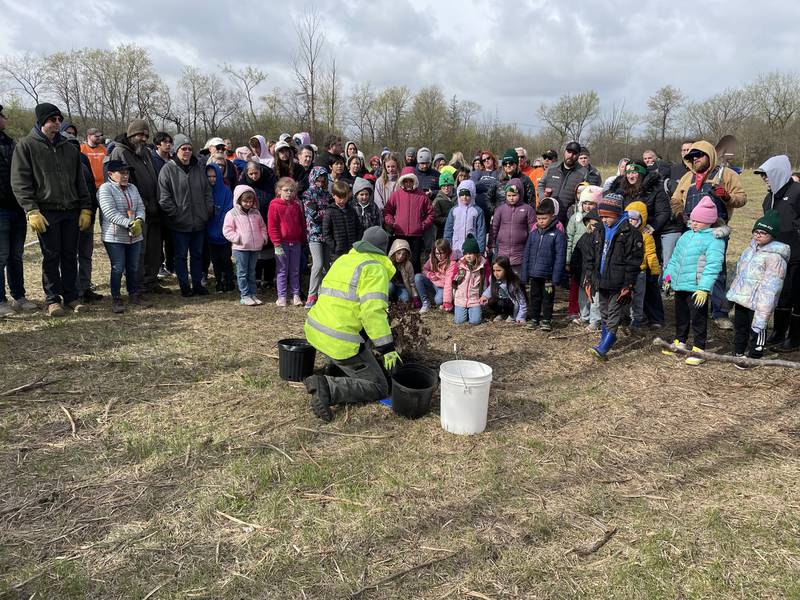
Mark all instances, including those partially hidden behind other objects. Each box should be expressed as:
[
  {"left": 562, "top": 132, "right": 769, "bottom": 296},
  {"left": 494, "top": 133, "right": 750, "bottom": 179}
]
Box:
[
  {"left": 383, "top": 351, "right": 402, "bottom": 372},
  {"left": 27, "top": 210, "right": 49, "bottom": 233},
  {"left": 78, "top": 209, "right": 93, "bottom": 231},
  {"left": 692, "top": 290, "right": 708, "bottom": 307},
  {"left": 129, "top": 218, "right": 143, "bottom": 237}
]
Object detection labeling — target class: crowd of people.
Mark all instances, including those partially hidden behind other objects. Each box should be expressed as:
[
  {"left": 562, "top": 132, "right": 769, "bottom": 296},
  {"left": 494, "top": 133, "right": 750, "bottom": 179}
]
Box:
[{"left": 1, "top": 101, "right": 799, "bottom": 372}]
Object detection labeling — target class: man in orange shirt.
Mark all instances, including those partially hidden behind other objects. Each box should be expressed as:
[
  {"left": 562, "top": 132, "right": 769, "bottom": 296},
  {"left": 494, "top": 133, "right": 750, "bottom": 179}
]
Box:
[
  {"left": 80, "top": 128, "right": 106, "bottom": 189},
  {"left": 517, "top": 147, "right": 544, "bottom": 205}
]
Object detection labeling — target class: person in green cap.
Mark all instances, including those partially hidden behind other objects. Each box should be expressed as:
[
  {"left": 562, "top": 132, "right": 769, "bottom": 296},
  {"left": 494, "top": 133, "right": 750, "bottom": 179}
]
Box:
[
  {"left": 432, "top": 171, "right": 456, "bottom": 239},
  {"left": 487, "top": 148, "right": 535, "bottom": 211},
  {"left": 726, "top": 210, "right": 790, "bottom": 367}
]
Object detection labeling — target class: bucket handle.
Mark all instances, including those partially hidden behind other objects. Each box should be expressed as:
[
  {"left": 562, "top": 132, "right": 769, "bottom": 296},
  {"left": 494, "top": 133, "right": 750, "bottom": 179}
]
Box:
[{"left": 452, "top": 343, "right": 470, "bottom": 393}]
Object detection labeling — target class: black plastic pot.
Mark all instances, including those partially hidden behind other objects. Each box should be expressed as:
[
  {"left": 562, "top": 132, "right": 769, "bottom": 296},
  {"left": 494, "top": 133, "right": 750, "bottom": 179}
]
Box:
[
  {"left": 390, "top": 363, "right": 438, "bottom": 419},
  {"left": 277, "top": 338, "right": 316, "bottom": 381}
]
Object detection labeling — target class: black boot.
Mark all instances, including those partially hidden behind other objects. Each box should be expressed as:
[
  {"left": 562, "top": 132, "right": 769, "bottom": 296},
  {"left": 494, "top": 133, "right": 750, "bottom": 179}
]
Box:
[
  {"left": 304, "top": 375, "right": 333, "bottom": 421},
  {"left": 775, "top": 313, "right": 800, "bottom": 353},
  {"left": 768, "top": 308, "right": 790, "bottom": 347}
]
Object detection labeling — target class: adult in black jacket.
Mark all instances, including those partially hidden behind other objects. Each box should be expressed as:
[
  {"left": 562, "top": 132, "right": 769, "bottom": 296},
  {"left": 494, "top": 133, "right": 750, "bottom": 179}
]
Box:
[
  {"left": 538, "top": 141, "right": 601, "bottom": 226},
  {"left": 322, "top": 190, "right": 362, "bottom": 263},
  {"left": 314, "top": 135, "right": 343, "bottom": 169},
  {"left": 756, "top": 155, "right": 800, "bottom": 351},
  {"left": 487, "top": 149, "right": 535, "bottom": 211}
]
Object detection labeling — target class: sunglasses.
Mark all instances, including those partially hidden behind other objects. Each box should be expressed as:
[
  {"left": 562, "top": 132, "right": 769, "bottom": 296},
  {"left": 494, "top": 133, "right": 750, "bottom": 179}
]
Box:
[
  {"left": 502, "top": 160, "right": 516, "bottom": 166},
  {"left": 481, "top": 157, "right": 492, "bottom": 163}
]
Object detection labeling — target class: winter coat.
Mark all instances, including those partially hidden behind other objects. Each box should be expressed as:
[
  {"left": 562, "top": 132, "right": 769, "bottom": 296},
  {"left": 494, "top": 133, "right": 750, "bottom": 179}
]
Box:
[
  {"left": 566, "top": 202, "right": 593, "bottom": 263},
  {"left": 521, "top": 218, "right": 567, "bottom": 284},
  {"left": 238, "top": 163, "right": 276, "bottom": 226},
  {"left": 158, "top": 157, "right": 213, "bottom": 233},
  {"left": 383, "top": 172, "right": 433, "bottom": 237},
  {"left": 583, "top": 216, "right": 644, "bottom": 292},
  {"left": 205, "top": 163, "right": 234, "bottom": 246},
  {"left": 625, "top": 201, "right": 661, "bottom": 276},
  {"left": 664, "top": 226, "right": 726, "bottom": 293},
  {"left": 388, "top": 238, "right": 417, "bottom": 299},
  {"left": 11, "top": 127, "right": 91, "bottom": 213},
  {"left": 486, "top": 170, "right": 535, "bottom": 209},
  {"left": 223, "top": 186, "right": 269, "bottom": 251},
  {"left": 323, "top": 203, "right": 362, "bottom": 261},
  {"left": 0, "top": 131, "right": 18, "bottom": 212},
  {"left": 444, "top": 254, "right": 488, "bottom": 309},
  {"left": 726, "top": 239, "right": 790, "bottom": 331},
  {"left": 414, "top": 165, "right": 440, "bottom": 197},
  {"left": 110, "top": 135, "right": 160, "bottom": 218},
  {"left": 445, "top": 180, "right": 486, "bottom": 256},
  {"left": 490, "top": 199, "right": 535, "bottom": 266},
  {"left": 536, "top": 162, "right": 598, "bottom": 224},
  {"left": 470, "top": 169, "right": 498, "bottom": 218},
  {"left": 422, "top": 255, "right": 453, "bottom": 288},
  {"left": 570, "top": 230, "right": 593, "bottom": 282},
  {"left": 608, "top": 170, "right": 671, "bottom": 235},
  {"left": 267, "top": 197, "right": 305, "bottom": 245},
  {"left": 97, "top": 181, "right": 145, "bottom": 244},
  {"left": 481, "top": 279, "right": 527, "bottom": 322},
  {"left": 302, "top": 166, "right": 332, "bottom": 243},
  {"left": 353, "top": 199, "right": 382, "bottom": 231},
  {"left": 374, "top": 176, "right": 397, "bottom": 211},
  {"left": 757, "top": 155, "right": 800, "bottom": 264},
  {"left": 432, "top": 190, "right": 455, "bottom": 239}
]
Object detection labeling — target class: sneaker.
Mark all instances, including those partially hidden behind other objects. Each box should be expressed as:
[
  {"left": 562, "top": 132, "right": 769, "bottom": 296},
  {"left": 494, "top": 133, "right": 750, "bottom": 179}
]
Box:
[
  {"left": 662, "top": 339, "right": 687, "bottom": 356},
  {"left": 158, "top": 265, "right": 171, "bottom": 279},
  {"left": 46, "top": 303, "right": 66, "bottom": 317},
  {"left": 251, "top": 296, "right": 263, "bottom": 305},
  {"left": 732, "top": 353, "right": 752, "bottom": 370},
  {"left": 586, "top": 321, "right": 600, "bottom": 332},
  {"left": 128, "top": 293, "right": 152, "bottom": 308},
  {"left": 506, "top": 316, "right": 515, "bottom": 322},
  {"left": 193, "top": 285, "right": 210, "bottom": 296},
  {"left": 493, "top": 315, "right": 503, "bottom": 322},
  {"left": 685, "top": 346, "right": 706, "bottom": 366},
  {"left": 200, "top": 276, "right": 208, "bottom": 287},
  {"left": 240, "top": 296, "right": 257, "bottom": 306},
  {"left": 526, "top": 320, "right": 539, "bottom": 330},
  {"left": 539, "top": 320, "right": 552, "bottom": 332},
  {"left": 650, "top": 322, "right": 664, "bottom": 330},
  {"left": 276, "top": 297, "right": 287, "bottom": 307},
  {"left": 304, "top": 295, "right": 317, "bottom": 309},
  {"left": 10, "top": 297, "right": 38, "bottom": 311},
  {"left": 567, "top": 314, "right": 580, "bottom": 322},
  {"left": 82, "top": 289, "right": 104, "bottom": 302},
  {"left": 420, "top": 302, "right": 430, "bottom": 314},
  {"left": 571, "top": 317, "right": 583, "bottom": 325},
  {"left": 292, "top": 294, "right": 304, "bottom": 306},
  {"left": 714, "top": 317, "right": 734, "bottom": 330},
  {"left": 0, "top": 302, "right": 14, "bottom": 318},
  {"left": 111, "top": 297, "right": 125, "bottom": 314},
  {"left": 66, "top": 299, "right": 86, "bottom": 313}
]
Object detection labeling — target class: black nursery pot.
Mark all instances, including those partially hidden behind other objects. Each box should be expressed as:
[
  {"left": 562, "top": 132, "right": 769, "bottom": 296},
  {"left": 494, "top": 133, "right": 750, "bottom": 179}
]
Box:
[
  {"left": 390, "top": 363, "right": 438, "bottom": 419},
  {"left": 277, "top": 338, "right": 316, "bottom": 382}
]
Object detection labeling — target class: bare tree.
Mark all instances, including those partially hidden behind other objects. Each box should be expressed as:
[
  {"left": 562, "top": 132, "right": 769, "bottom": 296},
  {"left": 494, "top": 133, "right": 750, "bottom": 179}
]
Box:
[
  {"left": 347, "top": 82, "right": 377, "bottom": 146},
  {"left": 538, "top": 91, "right": 600, "bottom": 144},
  {"left": 318, "top": 57, "right": 339, "bottom": 135},
  {"left": 223, "top": 64, "right": 267, "bottom": 129},
  {"left": 200, "top": 73, "right": 241, "bottom": 138},
  {"left": 682, "top": 88, "right": 753, "bottom": 141},
  {"left": 590, "top": 101, "right": 638, "bottom": 164},
  {"left": 646, "top": 85, "right": 684, "bottom": 152},
  {"left": 748, "top": 72, "right": 800, "bottom": 152},
  {"left": 410, "top": 85, "right": 447, "bottom": 148},
  {"left": 374, "top": 86, "right": 412, "bottom": 149},
  {"left": 0, "top": 52, "right": 49, "bottom": 105},
  {"left": 291, "top": 6, "right": 325, "bottom": 137}
]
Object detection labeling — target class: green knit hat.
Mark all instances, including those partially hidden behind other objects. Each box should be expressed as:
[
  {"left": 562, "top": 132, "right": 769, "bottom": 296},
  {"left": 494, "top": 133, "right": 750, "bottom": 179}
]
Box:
[
  {"left": 501, "top": 148, "right": 518, "bottom": 165},
  {"left": 439, "top": 171, "right": 455, "bottom": 187},
  {"left": 753, "top": 210, "right": 781, "bottom": 235},
  {"left": 462, "top": 233, "right": 480, "bottom": 255}
]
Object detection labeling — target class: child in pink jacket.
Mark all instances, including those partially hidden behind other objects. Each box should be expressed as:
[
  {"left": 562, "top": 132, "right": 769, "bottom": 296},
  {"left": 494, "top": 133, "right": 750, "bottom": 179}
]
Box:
[
  {"left": 223, "top": 185, "right": 269, "bottom": 306},
  {"left": 415, "top": 238, "right": 453, "bottom": 312},
  {"left": 443, "top": 234, "right": 489, "bottom": 325}
]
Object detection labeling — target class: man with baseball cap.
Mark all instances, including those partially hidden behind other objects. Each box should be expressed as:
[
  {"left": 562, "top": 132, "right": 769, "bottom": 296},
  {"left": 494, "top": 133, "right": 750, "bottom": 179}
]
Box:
[{"left": 537, "top": 141, "right": 601, "bottom": 225}]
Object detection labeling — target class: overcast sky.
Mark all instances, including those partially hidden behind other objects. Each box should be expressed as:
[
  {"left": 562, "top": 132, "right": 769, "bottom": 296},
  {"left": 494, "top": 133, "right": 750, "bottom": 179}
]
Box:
[{"left": 1, "top": 0, "right": 797, "bottom": 135}]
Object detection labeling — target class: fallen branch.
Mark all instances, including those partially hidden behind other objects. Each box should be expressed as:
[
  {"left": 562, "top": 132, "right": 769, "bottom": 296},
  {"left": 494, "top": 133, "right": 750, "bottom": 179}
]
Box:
[
  {"left": 570, "top": 527, "right": 618, "bottom": 557},
  {"left": 214, "top": 510, "right": 264, "bottom": 530},
  {"left": 294, "top": 426, "right": 391, "bottom": 440},
  {"left": 653, "top": 337, "right": 800, "bottom": 369},
  {"left": 0, "top": 376, "right": 57, "bottom": 397},
  {"left": 350, "top": 549, "right": 463, "bottom": 598},
  {"left": 59, "top": 404, "right": 77, "bottom": 437},
  {"left": 141, "top": 581, "right": 167, "bottom": 600}
]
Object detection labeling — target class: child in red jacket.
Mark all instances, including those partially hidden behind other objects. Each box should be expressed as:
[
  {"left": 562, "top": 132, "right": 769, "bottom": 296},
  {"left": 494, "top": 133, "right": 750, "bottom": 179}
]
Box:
[{"left": 267, "top": 177, "right": 306, "bottom": 306}]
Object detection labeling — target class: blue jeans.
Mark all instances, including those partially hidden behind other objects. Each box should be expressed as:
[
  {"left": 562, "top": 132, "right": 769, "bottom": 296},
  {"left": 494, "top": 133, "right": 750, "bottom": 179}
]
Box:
[
  {"left": 172, "top": 230, "right": 205, "bottom": 290},
  {"left": 103, "top": 241, "right": 141, "bottom": 297},
  {"left": 414, "top": 273, "right": 443, "bottom": 306},
  {"left": 455, "top": 305, "right": 482, "bottom": 325},
  {"left": 0, "top": 208, "right": 27, "bottom": 302},
  {"left": 388, "top": 282, "right": 410, "bottom": 302},
  {"left": 233, "top": 250, "right": 258, "bottom": 298}
]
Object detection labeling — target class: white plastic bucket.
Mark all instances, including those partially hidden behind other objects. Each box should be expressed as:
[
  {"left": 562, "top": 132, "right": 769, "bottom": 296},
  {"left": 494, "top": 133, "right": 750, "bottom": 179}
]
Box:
[{"left": 439, "top": 360, "right": 493, "bottom": 435}]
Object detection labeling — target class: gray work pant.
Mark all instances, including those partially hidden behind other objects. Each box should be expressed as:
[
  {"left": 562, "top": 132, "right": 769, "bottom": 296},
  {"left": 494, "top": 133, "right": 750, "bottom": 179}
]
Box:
[
  {"left": 76, "top": 212, "right": 95, "bottom": 296},
  {"left": 326, "top": 344, "right": 389, "bottom": 405}
]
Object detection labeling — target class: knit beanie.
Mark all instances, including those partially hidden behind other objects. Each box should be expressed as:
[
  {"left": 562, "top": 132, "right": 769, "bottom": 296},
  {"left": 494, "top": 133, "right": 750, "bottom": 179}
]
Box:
[
  {"left": 461, "top": 233, "right": 480, "bottom": 255},
  {"left": 416, "top": 147, "right": 432, "bottom": 163},
  {"left": 439, "top": 171, "right": 455, "bottom": 187},
  {"left": 753, "top": 210, "right": 781, "bottom": 235},
  {"left": 361, "top": 226, "right": 389, "bottom": 254},
  {"left": 433, "top": 152, "right": 446, "bottom": 164},
  {"left": 352, "top": 177, "right": 374, "bottom": 198},
  {"left": 126, "top": 119, "right": 149, "bottom": 137},
  {"left": 173, "top": 133, "right": 192, "bottom": 150},
  {"left": 405, "top": 147, "right": 417, "bottom": 158},
  {"left": 579, "top": 185, "right": 603, "bottom": 205},
  {"left": 582, "top": 208, "right": 601, "bottom": 224},
  {"left": 690, "top": 195, "right": 718, "bottom": 224},
  {"left": 34, "top": 102, "right": 62, "bottom": 125},
  {"left": 597, "top": 192, "right": 624, "bottom": 218},
  {"left": 627, "top": 208, "right": 642, "bottom": 223},
  {"left": 501, "top": 148, "right": 518, "bottom": 165}
]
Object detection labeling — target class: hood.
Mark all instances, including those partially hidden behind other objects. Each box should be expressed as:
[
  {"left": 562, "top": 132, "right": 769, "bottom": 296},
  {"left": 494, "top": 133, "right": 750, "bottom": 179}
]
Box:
[
  {"left": 205, "top": 162, "right": 227, "bottom": 194},
  {"left": 59, "top": 121, "right": 76, "bottom": 135},
  {"left": 456, "top": 180, "right": 476, "bottom": 204},
  {"left": 503, "top": 178, "right": 523, "bottom": 203},
  {"left": 241, "top": 163, "right": 272, "bottom": 191},
  {"left": 755, "top": 239, "right": 791, "bottom": 262},
  {"left": 345, "top": 140, "right": 358, "bottom": 155},
  {"left": 352, "top": 177, "right": 373, "bottom": 198},
  {"left": 235, "top": 146, "right": 253, "bottom": 161},
  {"left": 233, "top": 184, "right": 257, "bottom": 208},
  {"left": 249, "top": 134, "right": 271, "bottom": 161},
  {"left": 757, "top": 155, "right": 792, "bottom": 193},
  {"left": 398, "top": 168, "right": 419, "bottom": 189},
  {"left": 309, "top": 165, "right": 329, "bottom": 186},
  {"left": 625, "top": 200, "right": 648, "bottom": 229},
  {"left": 389, "top": 238, "right": 411, "bottom": 260},
  {"left": 293, "top": 132, "right": 311, "bottom": 147},
  {"left": 683, "top": 140, "right": 717, "bottom": 173}
]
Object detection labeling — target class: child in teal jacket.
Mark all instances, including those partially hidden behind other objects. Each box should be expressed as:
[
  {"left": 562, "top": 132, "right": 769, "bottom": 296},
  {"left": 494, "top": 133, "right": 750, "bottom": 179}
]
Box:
[{"left": 663, "top": 196, "right": 726, "bottom": 364}]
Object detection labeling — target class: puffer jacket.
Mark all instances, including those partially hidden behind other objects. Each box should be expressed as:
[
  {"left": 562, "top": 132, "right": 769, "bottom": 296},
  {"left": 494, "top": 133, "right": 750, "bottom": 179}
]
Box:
[
  {"left": 486, "top": 170, "right": 535, "bottom": 210},
  {"left": 521, "top": 218, "right": 567, "bottom": 284},
  {"left": 302, "top": 166, "right": 332, "bottom": 243},
  {"left": 481, "top": 279, "right": 527, "bottom": 322},
  {"left": 608, "top": 170, "right": 671, "bottom": 235},
  {"left": 389, "top": 238, "right": 417, "bottom": 299},
  {"left": 323, "top": 203, "right": 362, "bottom": 261},
  {"left": 158, "top": 156, "right": 214, "bottom": 232},
  {"left": 383, "top": 170, "right": 433, "bottom": 237},
  {"left": 664, "top": 226, "right": 726, "bottom": 292},
  {"left": 490, "top": 194, "right": 535, "bottom": 266},
  {"left": 444, "top": 180, "right": 486, "bottom": 256},
  {"left": 97, "top": 180, "right": 145, "bottom": 244},
  {"left": 432, "top": 190, "right": 455, "bottom": 238},
  {"left": 422, "top": 254, "right": 453, "bottom": 288},
  {"left": 757, "top": 155, "right": 800, "bottom": 264},
  {"left": 470, "top": 169, "right": 498, "bottom": 218},
  {"left": 625, "top": 201, "right": 661, "bottom": 275},
  {"left": 583, "top": 216, "right": 644, "bottom": 292},
  {"left": 443, "top": 254, "right": 489, "bottom": 309},
  {"left": 223, "top": 185, "right": 269, "bottom": 251},
  {"left": 726, "top": 239, "right": 790, "bottom": 331},
  {"left": 11, "top": 127, "right": 91, "bottom": 213},
  {"left": 206, "top": 163, "right": 234, "bottom": 245}
]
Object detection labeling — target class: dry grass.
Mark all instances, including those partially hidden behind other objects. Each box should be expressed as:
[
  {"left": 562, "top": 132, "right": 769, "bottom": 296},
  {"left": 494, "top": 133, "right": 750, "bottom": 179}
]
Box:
[{"left": 1, "top": 173, "right": 799, "bottom": 599}]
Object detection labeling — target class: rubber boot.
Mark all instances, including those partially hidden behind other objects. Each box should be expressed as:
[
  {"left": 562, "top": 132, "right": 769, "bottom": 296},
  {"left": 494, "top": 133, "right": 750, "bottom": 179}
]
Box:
[
  {"left": 767, "top": 308, "right": 790, "bottom": 347},
  {"left": 775, "top": 313, "right": 800, "bottom": 353},
  {"left": 590, "top": 330, "right": 617, "bottom": 360},
  {"left": 304, "top": 375, "right": 334, "bottom": 421}
]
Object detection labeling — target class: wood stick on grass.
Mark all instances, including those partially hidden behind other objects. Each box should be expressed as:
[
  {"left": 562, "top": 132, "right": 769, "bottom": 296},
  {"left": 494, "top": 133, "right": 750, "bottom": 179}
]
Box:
[
  {"left": 653, "top": 337, "right": 800, "bottom": 369},
  {"left": 215, "top": 509, "right": 264, "bottom": 530},
  {"left": 350, "top": 549, "right": 463, "bottom": 598},
  {"left": 0, "top": 376, "right": 56, "bottom": 397},
  {"left": 294, "top": 426, "right": 391, "bottom": 440},
  {"left": 59, "top": 404, "right": 77, "bottom": 437},
  {"left": 570, "top": 527, "right": 618, "bottom": 557}
]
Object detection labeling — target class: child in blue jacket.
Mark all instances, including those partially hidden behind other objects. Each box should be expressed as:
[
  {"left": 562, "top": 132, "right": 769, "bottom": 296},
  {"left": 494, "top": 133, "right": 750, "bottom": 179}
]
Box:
[
  {"left": 663, "top": 196, "right": 726, "bottom": 365},
  {"left": 206, "top": 163, "right": 235, "bottom": 292},
  {"left": 521, "top": 197, "right": 566, "bottom": 331}
]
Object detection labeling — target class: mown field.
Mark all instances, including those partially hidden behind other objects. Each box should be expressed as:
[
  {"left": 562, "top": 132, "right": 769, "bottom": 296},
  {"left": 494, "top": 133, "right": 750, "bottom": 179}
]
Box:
[{"left": 1, "top": 172, "right": 798, "bottom": 599}]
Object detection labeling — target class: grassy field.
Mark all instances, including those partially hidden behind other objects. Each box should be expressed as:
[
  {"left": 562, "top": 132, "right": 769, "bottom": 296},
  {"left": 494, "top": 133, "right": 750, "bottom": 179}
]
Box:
[{"left": 1, "top": 172, "right": 799, "bottom": 599}]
